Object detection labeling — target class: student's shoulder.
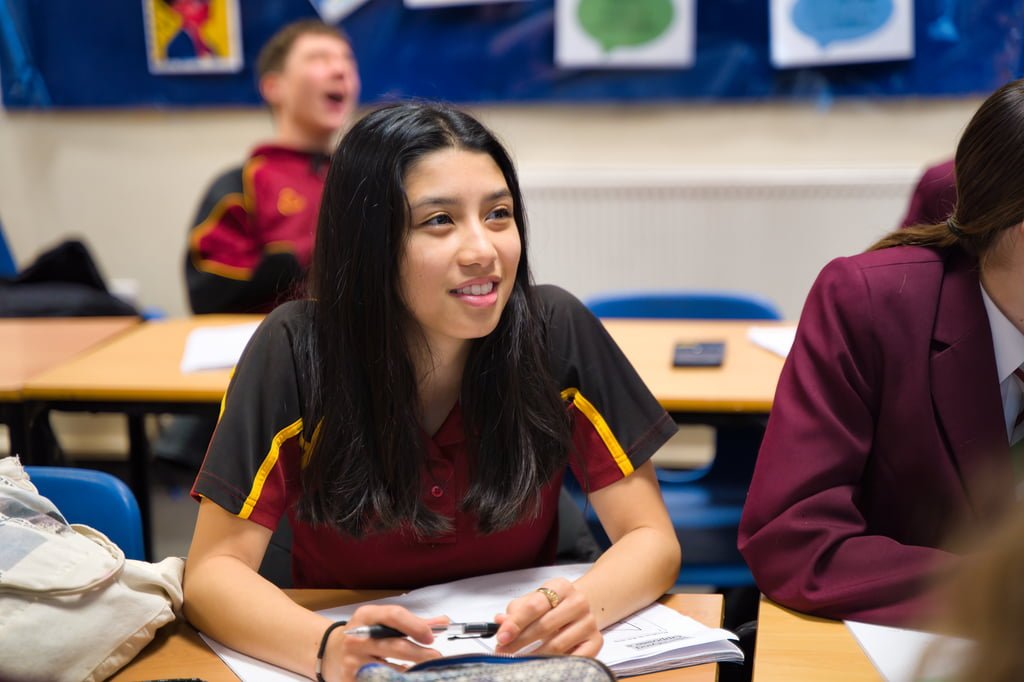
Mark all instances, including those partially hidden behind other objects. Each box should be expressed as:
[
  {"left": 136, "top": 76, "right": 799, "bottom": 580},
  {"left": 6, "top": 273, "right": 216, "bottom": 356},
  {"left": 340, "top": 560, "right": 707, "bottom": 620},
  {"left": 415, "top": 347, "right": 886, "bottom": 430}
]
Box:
[
  {"left": 813, "top": 246, "right": 949, "bottom": 316},
  {"left": 199, "top": 145, "right": 283, "bottom": 200},
  {"left": 263, "top": 299, "right": 314, "bottom": 329},
  {"left": 251, "top": 299, "right": 314, "bottom": 350},
  {"left": 821, "top": 245, "right": 946, "bottom": 283},
  {"left": 919, "top": 158, "right": 955, "bottom": 185},
  {"left": 533, "top": 284, "right": 590, "bottom": 319},
  {"left": 201, "top": 163, "right": 246, "bottom": 200}
]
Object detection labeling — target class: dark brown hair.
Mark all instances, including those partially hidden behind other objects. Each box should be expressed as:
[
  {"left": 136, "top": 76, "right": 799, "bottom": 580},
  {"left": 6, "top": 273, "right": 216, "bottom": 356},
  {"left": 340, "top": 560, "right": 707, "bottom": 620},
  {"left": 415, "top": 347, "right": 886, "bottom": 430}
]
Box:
[
  {"left": 256, "top": 19, "right": 350, "bottom": 80},
  {"left": 870, "top": 78, "right": 1024, "bottom": 257},
  {"left": 297, "top": 103, "right": 572, "bottom": 538}
]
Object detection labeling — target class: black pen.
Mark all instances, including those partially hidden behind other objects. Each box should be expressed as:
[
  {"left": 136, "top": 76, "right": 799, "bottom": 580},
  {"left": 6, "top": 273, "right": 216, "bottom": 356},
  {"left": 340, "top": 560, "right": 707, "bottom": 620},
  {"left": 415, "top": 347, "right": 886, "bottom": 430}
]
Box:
[{"left": 343, "top": 622, "right": 499, "bottom": 639}]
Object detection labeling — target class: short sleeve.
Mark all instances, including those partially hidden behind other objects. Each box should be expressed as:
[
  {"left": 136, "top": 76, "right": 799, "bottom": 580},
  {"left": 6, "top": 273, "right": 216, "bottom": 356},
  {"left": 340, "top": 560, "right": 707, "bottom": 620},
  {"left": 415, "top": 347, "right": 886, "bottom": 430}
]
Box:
[
  {"left": 191, "top": 301, "right": 311, "bottom": 530},
  {"left": 536, "top": 285, "right": 677, "bottom": 491}
]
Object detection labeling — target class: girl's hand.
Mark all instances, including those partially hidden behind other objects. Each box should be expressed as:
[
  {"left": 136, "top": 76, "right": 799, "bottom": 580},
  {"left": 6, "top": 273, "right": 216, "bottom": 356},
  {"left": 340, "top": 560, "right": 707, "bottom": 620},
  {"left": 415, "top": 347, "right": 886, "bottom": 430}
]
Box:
[
  {"left": 493, "top": 578, "right": 603, "bottom": 657},
  {"left": 320, "top": 605, "right": 446, "bottom": 682}
]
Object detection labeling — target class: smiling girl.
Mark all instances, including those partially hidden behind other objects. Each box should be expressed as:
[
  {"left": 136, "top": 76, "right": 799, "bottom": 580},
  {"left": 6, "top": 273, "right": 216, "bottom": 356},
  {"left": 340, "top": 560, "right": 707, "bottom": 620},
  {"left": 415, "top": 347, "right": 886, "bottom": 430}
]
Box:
[{"left": 182, "top": 102, "right": 680, "bottom": 682}]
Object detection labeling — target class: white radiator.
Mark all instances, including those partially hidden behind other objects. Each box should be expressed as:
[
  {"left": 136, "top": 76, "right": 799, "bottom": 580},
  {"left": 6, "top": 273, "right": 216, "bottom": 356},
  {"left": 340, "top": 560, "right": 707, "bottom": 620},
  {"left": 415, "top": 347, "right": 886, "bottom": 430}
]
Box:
[{"left": 520, "top": 167, "right": 918, "bottom": 319}]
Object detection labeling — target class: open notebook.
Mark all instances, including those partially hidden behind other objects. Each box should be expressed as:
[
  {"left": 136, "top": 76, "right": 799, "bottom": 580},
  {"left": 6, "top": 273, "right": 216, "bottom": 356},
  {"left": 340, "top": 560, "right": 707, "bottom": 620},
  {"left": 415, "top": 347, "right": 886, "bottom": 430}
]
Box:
[{"left": 201, "top": 564, "right": 743, "bottom": 680}]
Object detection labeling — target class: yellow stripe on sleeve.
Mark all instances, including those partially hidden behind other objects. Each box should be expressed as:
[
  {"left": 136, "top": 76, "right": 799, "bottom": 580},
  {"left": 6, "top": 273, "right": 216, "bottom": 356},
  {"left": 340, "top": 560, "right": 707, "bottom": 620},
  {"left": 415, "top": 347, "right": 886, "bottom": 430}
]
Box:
[
  {"left": 218, "top": 367, "right": 236, "bottom": 420},
  {"left": 561, "top": 387, "right": 634, "bottom": 476},
  {"left": 187, "top": 156, "right": 267, "bottom": 281},
  {"left": 238, "top": 417, "right": 304, "bottom": 519},
  {"left": 299, "top": 420, "right": 323, "bottom": 469}
]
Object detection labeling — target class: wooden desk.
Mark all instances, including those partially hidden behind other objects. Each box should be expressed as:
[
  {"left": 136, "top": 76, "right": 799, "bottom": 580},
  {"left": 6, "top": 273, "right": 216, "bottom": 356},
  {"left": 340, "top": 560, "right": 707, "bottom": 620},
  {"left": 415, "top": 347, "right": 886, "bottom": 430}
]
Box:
[
  {"left": 19, "top": 316, "right": 786, "bottom": 558},
  {"left": 18, "top": 317, "right": 784, "bottom": 412},
  {"left": 752, "top": 599, "right": 880, "bottom": 681},
  {"left": 23, "top": 315, "right": 253, "bottom": 403},
  {"left": 0, "top": 317, "right": 138, "bottom": 455},
  {"left": 22, "top": 315, "right": 260, "bottom": 556},
  {"left": 601, "top": 319, "right": 789, "bottom": 418},
  {"left": 112, "top": 592, "right": 725, "bottom": 682}
]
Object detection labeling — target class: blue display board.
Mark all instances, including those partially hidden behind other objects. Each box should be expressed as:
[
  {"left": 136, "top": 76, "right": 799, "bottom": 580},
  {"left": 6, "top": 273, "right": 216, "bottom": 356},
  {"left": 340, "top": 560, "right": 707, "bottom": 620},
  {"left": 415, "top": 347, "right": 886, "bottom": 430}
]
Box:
[{"left": 2, "top": 0, "right": 1022, "bottom": 109}]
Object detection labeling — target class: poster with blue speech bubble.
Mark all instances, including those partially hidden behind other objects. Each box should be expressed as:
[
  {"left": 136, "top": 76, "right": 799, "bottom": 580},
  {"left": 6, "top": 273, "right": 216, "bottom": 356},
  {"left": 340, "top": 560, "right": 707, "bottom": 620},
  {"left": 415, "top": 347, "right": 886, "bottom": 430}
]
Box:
[
  {"left": 770, "top": 0, "right": 913, "bottom": 69},
  {"left": 555, "top": 0, "right": 695, "bottom": 69}
]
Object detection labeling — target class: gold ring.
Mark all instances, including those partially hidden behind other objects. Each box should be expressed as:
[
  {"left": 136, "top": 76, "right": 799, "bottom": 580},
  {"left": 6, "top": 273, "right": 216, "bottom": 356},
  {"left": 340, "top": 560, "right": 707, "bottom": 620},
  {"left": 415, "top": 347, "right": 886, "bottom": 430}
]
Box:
[{"left": 535, "top": 586, "right": 560, "bottom": 610}]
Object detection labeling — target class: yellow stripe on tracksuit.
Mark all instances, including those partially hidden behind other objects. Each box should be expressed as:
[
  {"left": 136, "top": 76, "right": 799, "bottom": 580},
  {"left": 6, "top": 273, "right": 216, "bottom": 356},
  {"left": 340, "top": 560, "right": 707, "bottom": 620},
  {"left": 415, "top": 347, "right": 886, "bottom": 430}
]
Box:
[
  {"left": 238, "top": 418, "right": 304, "bottom": 519},
  {"left": 561, "top": 388, "right": 634, "bottom": 476},
  {"left": 187, "top": 156, "right": 266, "bottom": 281}
]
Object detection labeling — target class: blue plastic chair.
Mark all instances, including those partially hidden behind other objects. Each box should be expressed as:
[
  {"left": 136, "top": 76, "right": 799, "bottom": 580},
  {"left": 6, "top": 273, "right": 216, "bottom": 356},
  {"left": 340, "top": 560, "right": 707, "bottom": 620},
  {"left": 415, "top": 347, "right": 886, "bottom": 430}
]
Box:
[
  {"left": 579, "top": 290, "right": 783, "bottom": 587},
  {"left": 586, "top": 290, "right": 781, "bottom": 321},
  {"left": 25, "top": 466, "right": 145, "bottom": 561},
  {"left": 0, "top": 218, "right": 17, "bottom": 278}
]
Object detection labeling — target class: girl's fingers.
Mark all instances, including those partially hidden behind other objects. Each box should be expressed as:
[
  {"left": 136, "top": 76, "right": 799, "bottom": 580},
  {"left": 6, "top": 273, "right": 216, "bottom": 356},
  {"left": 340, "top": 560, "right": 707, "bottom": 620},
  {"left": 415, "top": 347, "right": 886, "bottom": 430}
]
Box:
[{"left": 539, "top": 613, "right": 602, "bottom": 655}]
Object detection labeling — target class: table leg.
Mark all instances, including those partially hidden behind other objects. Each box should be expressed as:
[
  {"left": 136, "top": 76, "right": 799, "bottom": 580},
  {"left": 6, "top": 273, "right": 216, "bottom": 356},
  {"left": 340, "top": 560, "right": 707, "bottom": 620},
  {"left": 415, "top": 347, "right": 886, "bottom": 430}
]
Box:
[
  {"left": 18, "top": 403, "right": 63, "bottom": 465},
  {"left": 4, "top": 403, "right": 28, "bottom": 461},
  {"left": 128, "top": 413, "right": 153, "bottom": 561}
]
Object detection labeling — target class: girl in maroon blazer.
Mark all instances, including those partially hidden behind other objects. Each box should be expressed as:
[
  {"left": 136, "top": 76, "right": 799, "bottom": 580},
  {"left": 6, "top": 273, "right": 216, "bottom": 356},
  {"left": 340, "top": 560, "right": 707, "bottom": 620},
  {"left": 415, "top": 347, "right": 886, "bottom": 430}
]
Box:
[{"left": 739, "top": 78, "right": 1024, "bottom": 627}]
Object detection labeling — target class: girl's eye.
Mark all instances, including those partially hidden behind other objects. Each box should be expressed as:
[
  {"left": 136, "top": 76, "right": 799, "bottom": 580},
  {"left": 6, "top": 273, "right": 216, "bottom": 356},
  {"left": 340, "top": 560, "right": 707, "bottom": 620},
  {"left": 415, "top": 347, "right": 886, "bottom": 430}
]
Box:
[
  {"left": 487, "top": 207, "right": 512, "bottom": 220},
  {"left": 424, "top": 214, "right": 453, "bottom": 227}
]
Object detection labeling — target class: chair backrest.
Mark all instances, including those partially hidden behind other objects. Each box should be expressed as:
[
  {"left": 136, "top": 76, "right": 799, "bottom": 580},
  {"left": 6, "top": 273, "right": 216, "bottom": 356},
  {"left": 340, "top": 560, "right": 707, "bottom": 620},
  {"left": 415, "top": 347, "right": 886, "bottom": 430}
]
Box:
[
  {"left": 0, "top": 218, "right": 17, "bottom": 277},
  {"left": 586, "top": 290, "right": 779, "bottom": 486},
  {"left": 24, "top": 466, "right": 145, "bottom": 560},
  {"left": 586, "top": 290, "right": 782, "bottom": 321}
]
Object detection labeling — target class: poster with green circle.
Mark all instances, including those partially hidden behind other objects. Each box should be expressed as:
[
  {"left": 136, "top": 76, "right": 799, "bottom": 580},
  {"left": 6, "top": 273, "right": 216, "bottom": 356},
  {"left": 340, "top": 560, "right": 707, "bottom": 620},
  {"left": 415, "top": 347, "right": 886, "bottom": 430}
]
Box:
[{"left": 555, "top": 0, "right": 696, "bottom": 69}]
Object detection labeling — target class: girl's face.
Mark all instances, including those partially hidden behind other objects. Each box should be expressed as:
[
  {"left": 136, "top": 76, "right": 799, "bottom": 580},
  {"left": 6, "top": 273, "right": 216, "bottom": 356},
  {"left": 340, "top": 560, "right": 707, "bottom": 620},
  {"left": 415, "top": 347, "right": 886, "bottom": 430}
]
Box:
[{"left": 399, "top": 147, "right": 522, "bottom": 359}]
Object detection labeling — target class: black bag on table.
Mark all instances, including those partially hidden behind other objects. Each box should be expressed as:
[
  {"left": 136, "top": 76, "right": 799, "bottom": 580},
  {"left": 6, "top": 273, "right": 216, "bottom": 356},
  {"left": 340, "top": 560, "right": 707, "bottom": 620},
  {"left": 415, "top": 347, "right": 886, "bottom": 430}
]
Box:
[{"left": 0, "top": 239, "right": 138, "bottom": 318}]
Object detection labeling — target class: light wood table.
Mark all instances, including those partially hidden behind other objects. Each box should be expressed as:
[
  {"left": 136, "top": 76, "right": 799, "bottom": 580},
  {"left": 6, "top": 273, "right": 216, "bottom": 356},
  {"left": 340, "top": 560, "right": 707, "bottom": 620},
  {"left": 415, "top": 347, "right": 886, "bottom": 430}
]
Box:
[
  {"left": 23, "top": 315, "right": 255, "bottom": 403},
  {"left": 752, "top": 599, "right": 881, "bottom": 681},
  {"left": 18, "top": 316, "right": 787, "bottom": 558},
  {"left": 601, "top": 319, "right": 789, "bottom": 418},
  {"left": 112, "top": 592, "right": 726, "bottom": 682},
  {"left": 0, "top": 317, "right": 138, "bottom": 455},
  {"left": 22, "top": 315, "right": 260, "bottom": 556}
]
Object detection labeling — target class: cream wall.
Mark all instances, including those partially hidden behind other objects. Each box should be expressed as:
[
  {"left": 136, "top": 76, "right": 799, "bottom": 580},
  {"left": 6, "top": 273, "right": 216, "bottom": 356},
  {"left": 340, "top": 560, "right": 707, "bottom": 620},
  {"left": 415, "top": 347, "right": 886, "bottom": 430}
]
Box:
[{"left": 0, "top": 98, "right": 978, "bottom": 318}]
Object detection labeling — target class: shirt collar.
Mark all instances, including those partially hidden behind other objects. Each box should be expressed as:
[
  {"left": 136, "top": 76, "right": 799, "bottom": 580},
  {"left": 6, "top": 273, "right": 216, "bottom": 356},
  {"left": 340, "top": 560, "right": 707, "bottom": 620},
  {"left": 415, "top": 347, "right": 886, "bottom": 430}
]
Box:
[
  {"left": 431, "top": 402, "right": 465, "bottom": 448},
  {"left": 980, "top": 282, "right": 1024, "bottom": 384}
]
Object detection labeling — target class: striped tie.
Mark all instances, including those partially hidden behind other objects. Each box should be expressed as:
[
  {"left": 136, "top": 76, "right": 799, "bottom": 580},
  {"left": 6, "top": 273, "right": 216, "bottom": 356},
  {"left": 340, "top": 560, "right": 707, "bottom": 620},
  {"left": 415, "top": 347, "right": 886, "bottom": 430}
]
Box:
[
  {"left": 1011, "top": 368, "right": 1024, "bottom": 494},
  {"left": 1014, "top": 368, "right": 1024, "bottom": 439}
]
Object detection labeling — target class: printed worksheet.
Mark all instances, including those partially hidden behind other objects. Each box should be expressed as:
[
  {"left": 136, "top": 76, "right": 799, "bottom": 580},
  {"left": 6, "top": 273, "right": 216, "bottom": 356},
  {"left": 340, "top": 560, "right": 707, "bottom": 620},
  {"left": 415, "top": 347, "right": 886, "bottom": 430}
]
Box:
[{"left": 201, "top": 564, "right": 742, "bottom": 680}]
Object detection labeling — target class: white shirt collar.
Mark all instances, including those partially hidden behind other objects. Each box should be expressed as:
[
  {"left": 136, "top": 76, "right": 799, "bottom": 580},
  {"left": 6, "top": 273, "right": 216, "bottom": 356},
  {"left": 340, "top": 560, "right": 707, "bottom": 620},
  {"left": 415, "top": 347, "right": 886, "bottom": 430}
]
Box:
[{"left": 980, "top": 283, "right": 1024, "bottom": 384}]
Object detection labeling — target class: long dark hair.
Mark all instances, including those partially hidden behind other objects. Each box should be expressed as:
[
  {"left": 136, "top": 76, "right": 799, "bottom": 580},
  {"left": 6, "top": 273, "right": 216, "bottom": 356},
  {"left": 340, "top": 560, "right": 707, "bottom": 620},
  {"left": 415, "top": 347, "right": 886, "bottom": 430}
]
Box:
[
  {"left": 298, "top": 102, "right": 571, "bottom": 538},
  {"left": 871, "top": 78, "right": 1024, "bottom": 258}
]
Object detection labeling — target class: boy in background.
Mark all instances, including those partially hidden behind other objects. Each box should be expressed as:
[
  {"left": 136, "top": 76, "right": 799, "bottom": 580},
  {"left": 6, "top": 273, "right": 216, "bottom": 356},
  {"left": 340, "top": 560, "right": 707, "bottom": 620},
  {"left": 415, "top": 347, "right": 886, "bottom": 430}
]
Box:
[
  {"left": 162, "top": 20, "right": 359, "bottom": 470},
  {"left": 185, "top": 19, "right": 360, "bottom": 314}
]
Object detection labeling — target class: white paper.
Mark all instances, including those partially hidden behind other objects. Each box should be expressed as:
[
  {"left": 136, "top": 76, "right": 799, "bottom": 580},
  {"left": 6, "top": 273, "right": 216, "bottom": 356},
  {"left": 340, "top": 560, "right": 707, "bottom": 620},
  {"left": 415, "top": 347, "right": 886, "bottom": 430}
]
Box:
[
  {"left": 405, "top": 0, "right": 529, "bottom": 7},
  {"left": 308, "top": 0, "right": 373, "bottom": 23},
  {"left": 201, "top": 564, "right": 741, "bottom": 680},
  {"left": 556, "top": 0, "right": 696, "bottom": 69},
  {"left": 770, "top": 0, "right": 914, "bottom": 69},
  {"left": 179, "top": 322, "right": 260, "bottom": 373},
  {"left": 846, "top": 620, "right": 971, "bottom": 681},
  {"left": 747, "top": 325, "right": 796, "bottom": 359}
]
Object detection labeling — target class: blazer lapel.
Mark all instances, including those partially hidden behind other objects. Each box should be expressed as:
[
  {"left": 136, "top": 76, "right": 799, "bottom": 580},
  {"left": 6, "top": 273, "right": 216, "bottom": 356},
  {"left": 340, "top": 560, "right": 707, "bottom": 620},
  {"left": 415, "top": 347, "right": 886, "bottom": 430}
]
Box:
[{"left": 930, "top": 252, "right": 1014, "bottom": 519}]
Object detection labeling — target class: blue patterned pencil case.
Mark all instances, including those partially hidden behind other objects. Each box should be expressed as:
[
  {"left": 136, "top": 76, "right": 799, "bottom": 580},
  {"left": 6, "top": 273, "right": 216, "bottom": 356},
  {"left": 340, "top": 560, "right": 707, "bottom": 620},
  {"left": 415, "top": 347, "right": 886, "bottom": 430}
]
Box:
[{"left": 355, "top": 653, "right": 616, "bottom": 681}]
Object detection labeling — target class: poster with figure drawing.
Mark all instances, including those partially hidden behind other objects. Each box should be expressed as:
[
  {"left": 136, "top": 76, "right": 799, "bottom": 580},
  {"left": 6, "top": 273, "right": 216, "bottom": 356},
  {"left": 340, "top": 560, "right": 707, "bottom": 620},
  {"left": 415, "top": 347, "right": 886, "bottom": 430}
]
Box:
[
  {"left": 770, "top": 0, "right": 914, "bottom": 69},
  {"left": 142, "top": 0, "right": 242, "bottom": 74},
  {"left": 555, "top": 0, "right": 696, "bottom": 69}
]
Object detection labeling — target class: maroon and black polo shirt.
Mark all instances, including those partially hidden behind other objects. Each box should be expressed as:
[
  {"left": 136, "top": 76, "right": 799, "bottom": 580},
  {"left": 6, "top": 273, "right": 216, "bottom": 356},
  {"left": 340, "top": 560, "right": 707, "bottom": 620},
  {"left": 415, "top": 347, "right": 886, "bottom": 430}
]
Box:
[{"left": 192, "top": 285, "right": 676, "bottom": 588}]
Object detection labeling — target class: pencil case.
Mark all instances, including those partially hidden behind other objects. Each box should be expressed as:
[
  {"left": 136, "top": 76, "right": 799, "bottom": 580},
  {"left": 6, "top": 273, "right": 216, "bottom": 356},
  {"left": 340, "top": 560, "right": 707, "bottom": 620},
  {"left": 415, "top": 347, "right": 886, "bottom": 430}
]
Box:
[{"left": 355, "top": 653, "right": 616, "bottom": 681}]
